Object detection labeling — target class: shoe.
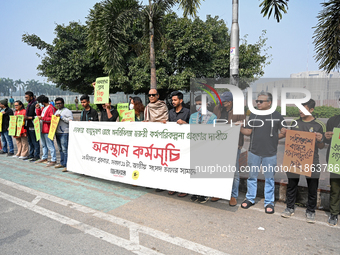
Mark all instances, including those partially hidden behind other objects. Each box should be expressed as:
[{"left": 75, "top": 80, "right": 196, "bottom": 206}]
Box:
[
  {"left": 7, "top": 153, "right": 14, "bottom": 157},
  {"left": 229, "top": 197, "right": 237, "bottom": 206},
  {"left": 12, "top": 155, "right": 19, "bottom": 158},
  {"left": 24, "top": 156, "right": 34, "bottom": 161},
  {"left": 190, "top": 195, "right": 198, "bottom": 202},
  {"left": 62, "top": 168, "right": 68, "bottom": 172},
  {"left": 35, "top": 159, "right": 48, "bottom": 164},
  {"left": 306, "top": 211, "right": 316, "bottom": 223},
  {"left": 328, "top": 214, "right": 338, "bottom": 226},
  {"left": 30, "top": 157, "right": 40, "bottom": 162},
  {"left": 46, "top": 161, "right": 56, "bottom": 167},
  {"left": 197, "top": 196, "right": 209, "bottom": 204},
  {"left": 155, "top": 189, "right": 164, "bottom": 192},
  {"left": 19, "top": 156, "right": 28, "bottom": 160},
  {"left": 211, "top": 197, "right": 220, "bottom": 202},
  {"left": 177, "top": 193, "right": 188, "bottom": 197},
  {"left": 54, "top": 164, "right": 64, "bottom": 169},
  {"left": 0, "top": 150, "right": 6, "bottom": 154},
  {"left": 281, "top": 208, "right": 295, "bottom": 218}
]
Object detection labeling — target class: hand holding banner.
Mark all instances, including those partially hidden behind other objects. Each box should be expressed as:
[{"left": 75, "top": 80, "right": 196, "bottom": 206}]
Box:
[
  {"left": 8, "top": 116, "right": 17, "bottom": 136},
  {"left": 48, "top": 115, "right": 60, "bottom": 140},
  {"left": 94, "top": 77, "right": 110, "bottom": 104},
  {"left": 282, "top": 129, "right": 316, "bottom": 177},
  {"left": 328, "top": 127, "right": 340, "bottom": 175},
  {"left": 33, "top": 117, "right": 41, "bottom": 141},
  {"left": 16, "top": 115, "right": 24, "bottom": 136}
]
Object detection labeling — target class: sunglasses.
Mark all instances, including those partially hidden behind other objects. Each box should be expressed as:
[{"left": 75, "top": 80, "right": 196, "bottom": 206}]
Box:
[
  {"left": 255, "top": 100, "right": 269, "bottom": 104},
  {"left": 148, "top": 94, "right": 158, "bottom": 97}
]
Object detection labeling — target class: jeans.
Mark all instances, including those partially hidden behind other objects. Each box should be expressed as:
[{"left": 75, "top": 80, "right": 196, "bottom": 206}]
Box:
[
  {"left": 56, "top": 133, "right": 69, "bottom": 167},
  {"left": 40, "top": 133, "right": 56, "bottom": 162},
  {"left": 1, "top": 131, "right": 14, "bottom": 154},
  {"left": 231, "top": 148, "right": 241, "bottom": 198},
  {"left": 246, "top": 151, "right": 277, "bottom": 207},
  {"left": 27, "top": 130, "right": 40, "bottom": 158}
]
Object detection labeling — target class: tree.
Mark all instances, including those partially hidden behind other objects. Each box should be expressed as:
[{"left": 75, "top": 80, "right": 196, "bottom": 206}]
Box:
[
  {"left": 14, "top": 79, "right": 25, "bottom": 97},
  {"left": 22, "top": 22, "right": 105, "bottom": 94},
  {"left": 0, "top": 78, "right": 16, "bottom": 96}
]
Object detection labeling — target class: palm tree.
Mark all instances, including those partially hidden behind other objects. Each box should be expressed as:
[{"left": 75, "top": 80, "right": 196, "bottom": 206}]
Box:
[{"left": 14, "top": 79, "right": 25, "bottom": 97}]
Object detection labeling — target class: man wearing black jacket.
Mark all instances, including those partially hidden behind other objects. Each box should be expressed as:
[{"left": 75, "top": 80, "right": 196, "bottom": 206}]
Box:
[
  {"left": 97, "top": 98, "right": 119, "bottom": 122},
  {"left": 80, "top": 95, "right": 99, "bottom": 121},
  {"left": 0, "top": 98, "right": 14, "bottom": 156},
  {"left": 24, "top": 91, "right": 40, "bottom": 161}
]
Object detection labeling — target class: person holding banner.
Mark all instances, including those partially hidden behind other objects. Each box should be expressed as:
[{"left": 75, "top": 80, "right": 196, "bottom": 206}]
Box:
[
  {"left": 13, "top": 100, "right": 29, "bottom": 159},
  {"left": 130, "top": 97, "right": 145, "bottom": 121},
  {"left": 281, "top": 99, "right": 325, "bottom": 223},
  {"left": 0, "top": 98, "right": 14, "bottom": 156},
  {"left": 80, "top": 94, "right": 99, "bottom": 121},
  {"left": 324, "top": 114, "right": 340, "bottom": 226},
  {"left": 35, "top": 95, "right": 57, "bottom": 167},
  {"left": 24, "top": 91, "right": 40, "bottom": 162},
  {"left": 144, "top": 89, "right": 168, "bottom": 122},
  {"left": 240, "top": 92, "right": 286, "bottom": 214}
]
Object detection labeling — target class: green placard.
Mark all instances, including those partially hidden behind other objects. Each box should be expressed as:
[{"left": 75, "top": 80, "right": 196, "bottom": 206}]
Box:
[
  {"left": 94, "top": 76, "right": 110, "bottom": 104},
  {"left": 8, "top": 116, "right": 17, "bottom": 136},
  {"left": 33, "top": 117, "right": 41, "bottom": 141},
  {"left": 16, "top": 115, "right": 24, "bottom": 136},
  {"left": 121, "top": 110, "right": 135, "bottom": 122},
  {"left": 117, "top": 103, "right": 129, "bottom": 121},
  {"left": 328, "top": 127, "right": 340, "bottom": 175},
  {"left": 0, "top": 112, "right": 2, "bottom": 132}
]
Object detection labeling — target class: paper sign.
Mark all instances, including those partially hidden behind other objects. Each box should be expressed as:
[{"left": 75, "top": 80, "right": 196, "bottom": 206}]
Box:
[
  {"left": 117, "top": 103, "right": 129, "bottom": 121},
  {"left": 16, "top": 115, "right": 24, "bottom": 136},
  {"left": 8, "top": 116, "right": 17, "bottom": 136},
  {"left": 94, "top": 76, "right": 110, "bottom": 104},
  {"left": 282, "top": 130, "right": 316, "bottom": 177},
  {"left": 328, "top": 127, "right": 340, "bottom": 175},
  {"left": 48, "top": 115, "right": 60, "bottom": 140},
  {"left": 121, "top": 110, "right": 135, "bottom": 122},
  {"left": 33, "top": 117, "right": 41, "bottom": 141},
  {"left": 0, "top": 112, "right": 2, "bottom": 132}
]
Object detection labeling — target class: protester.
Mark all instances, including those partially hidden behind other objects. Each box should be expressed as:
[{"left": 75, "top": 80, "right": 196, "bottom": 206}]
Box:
[
  {"left": 240, "top": 92, "right": 286, "bottom": 214},
  {"left": 281, "top": 99, "right": 325, "bottom": 223},
  {"left": 54, "top": 97, "right": 73, "bottom": 172},
  {"left": 9, "top": 96, "right": 14, "bottom": 109},
  {"left": 13, "top": 100, "right": 29, "bottom": 159},
  {"left": 97, "top": 98, "right": 119, "bottom": 122},
  {"left": 75, "top": 96, "right": 79, "bottom": 111},
  {"left": 80, "top": 94, "right": 98, "bottom": 121},
  {"left": 323, "top": 113, "right": 340, "bottom": 226},
  {"left": 130, "top": 97, "right": 145, "bottom": 121},
  {"left": 35, "top": 95, "right": 57, "bottom": 167},
  {"left": 189, "top": 95, "right": 217, "bottom": 203},
  {"left": 212, "top": 91, "right": 245, "bottom": 205},
  {"left": 144, "top": 89, "right": 168, "bottom": 122},
  {"left": 0, "top": 99, "right": 14, "bottom": 156}
]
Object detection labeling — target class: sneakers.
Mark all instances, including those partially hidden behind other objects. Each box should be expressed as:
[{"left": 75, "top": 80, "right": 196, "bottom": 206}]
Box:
[
  {"left": 0, "top": 150, "right": 6, "bottom": 154},
  {"left": 197, "top": 196, "right": 209, "bottom": 204},
  {"left": 54, "top": 164, "right": 64, "bottom": 169},
  {"left": 19, "top": 156, "right": 28, "bottom": 160},
  {"left": 306, "top": 211, "right": 316, "bottom": 223},
  {"left": 46, "top": 161, "right": 56, "bottom": 167},
  {"left": 35, "top": 159, "right": 48, "bottom": 164},
  {"left": 12, "top": 155, "right": 19, "bottom": 158},
  {"left": 29, "top": 157, "right": 40, "bottom": 162},
  {"left": 7, "top": 152, "right": 14, "bottom": 157},
  {"left": 190, "top": 195, "right": 198, "bottom": 202},
  {"left": 328, "top": 214, "right": 338, "bottom": 226},
  {"left": 281, "top": 208, "right": 295, "bottom": 218}
]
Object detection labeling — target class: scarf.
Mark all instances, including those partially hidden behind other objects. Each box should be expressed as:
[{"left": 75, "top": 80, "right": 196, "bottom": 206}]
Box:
[{"left": 144, "top": 100, "right": 168, "bottom": 122}]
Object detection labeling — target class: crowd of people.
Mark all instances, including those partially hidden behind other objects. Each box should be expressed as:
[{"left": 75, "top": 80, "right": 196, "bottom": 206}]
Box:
[{"left": 0, "top": 88, "right": 339, "bottom": 226}]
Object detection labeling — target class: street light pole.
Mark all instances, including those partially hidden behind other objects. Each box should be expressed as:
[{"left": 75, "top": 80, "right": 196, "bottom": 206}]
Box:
[{"left": 230, "top": 0, "right": 239, "bottom": 87}]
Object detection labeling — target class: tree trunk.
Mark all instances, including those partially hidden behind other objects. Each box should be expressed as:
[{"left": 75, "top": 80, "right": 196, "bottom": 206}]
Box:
[{"left": 149, "top": 0, "right": 157, "bottom": 89}]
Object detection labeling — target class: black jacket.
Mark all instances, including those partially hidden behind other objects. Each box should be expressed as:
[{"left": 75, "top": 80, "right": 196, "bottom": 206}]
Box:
[
  {"left": 1, "top": 107, "right": 14, "bottom": 132},
  {"left": 80, "top": 107, "right": 99, "bottom": 121},
  {"left": 25, "top": 99, "right": 37, "bottom": 129},
  {"left": 97, "top": 104, "right": 119, "bottom": 121}
]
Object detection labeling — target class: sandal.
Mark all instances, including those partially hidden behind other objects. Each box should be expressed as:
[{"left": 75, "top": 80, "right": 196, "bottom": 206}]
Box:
[
  {"left": 177, "top": 193, "right": 188, "bottom": 197},
  {"left": 265, "top": 204, "right": 275, "bottom": 214},
  {"left": 168, "top": 191, "right": 177, "bottom": 195},
  {"left": 241, "top": 199, "right": 255, "bottom": 209}
]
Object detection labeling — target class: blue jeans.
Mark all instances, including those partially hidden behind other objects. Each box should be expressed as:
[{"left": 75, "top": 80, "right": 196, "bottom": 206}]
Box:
[
  {"left": 27, "top": 130, "right": 40, "bottom": 158},
  {"left": 246, "top": 151, "right": 276, "bottom": 207},
  {"left": 1, "top": 131, "right": 14, "bottom": 154},
  {"left": 56, "top": 133, "right": 69, "bottom": 167},
  {"left": 40, "top": 133, "right": 56, "bottom": 162},
  {"left": 231, "top": 148, "right": 241, "bottom": 198}
]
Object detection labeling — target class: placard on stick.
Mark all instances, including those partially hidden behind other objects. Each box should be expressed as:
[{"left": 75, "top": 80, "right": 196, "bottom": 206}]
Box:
[
  {"left": 328, "top": 127, "right": 340, "bottom": 175},
  {"left": 282, "top": 130, "right": 316, "bottom": 177},
  {"left": 16, "top": 115, "right": 24, "bottom": 136},
  {"left": 121, "top": 110, "right": 135, "bottom": 122},
  {"left": 33, "top": 117, "right": 41, "bottom": 141},
  {"left": 8, "top": 116, "right": 17, "bottom": 136},
  {"left": 0, "top": 112, "right": 3, "bottom": 132},
  {"left": 117, "top": 103, "right": 129, "bottom": 121},
  {"left": 94, "top": 77, "right": 110, "bottom": 104},
  {"left": 48, "top": 115, "right": 60, "bottom": 140}
]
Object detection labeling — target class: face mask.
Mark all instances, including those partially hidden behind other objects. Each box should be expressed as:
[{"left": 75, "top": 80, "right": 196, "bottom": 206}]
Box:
[
  {"left": 196, "top": 105, "right": 201, "bottom": 112},
  {"left": 129, "top": 104, "right": 134, "bottom": 110},
  {"left": 39, "top": 103, "right": 44, "bottom": 108}
]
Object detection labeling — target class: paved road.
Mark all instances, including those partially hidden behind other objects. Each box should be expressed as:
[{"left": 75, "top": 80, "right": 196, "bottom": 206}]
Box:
[{"left": 1, "top": 155, "right": 340, "bottom": 255}]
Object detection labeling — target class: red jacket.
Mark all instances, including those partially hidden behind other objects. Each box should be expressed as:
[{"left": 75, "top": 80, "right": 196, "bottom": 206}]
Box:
[{"left": 36, "top": 104, "right": 57, "bottom": 134}]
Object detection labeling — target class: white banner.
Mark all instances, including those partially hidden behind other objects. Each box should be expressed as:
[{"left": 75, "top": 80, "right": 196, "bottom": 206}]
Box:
[{"left": 68, "top": 122, "right": 240, "bottom": 200}]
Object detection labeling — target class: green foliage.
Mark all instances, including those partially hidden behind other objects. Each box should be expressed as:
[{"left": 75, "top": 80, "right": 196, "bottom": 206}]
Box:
[
  {"left": 260, "top": 0, "right": 288, "bottom": 22},
  {"left": 312, "top": 106, "right": 340, "bottom": 118}
]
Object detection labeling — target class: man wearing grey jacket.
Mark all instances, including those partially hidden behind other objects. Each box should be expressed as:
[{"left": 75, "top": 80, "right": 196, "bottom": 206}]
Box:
[{"left": 54, "top": 97, "right": 73, "bottom": 172}]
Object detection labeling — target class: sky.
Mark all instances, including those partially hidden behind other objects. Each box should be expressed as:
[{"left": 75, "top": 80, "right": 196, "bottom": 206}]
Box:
[{"left": 0, "top": 0, "right": 323, "bottom": 84}]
